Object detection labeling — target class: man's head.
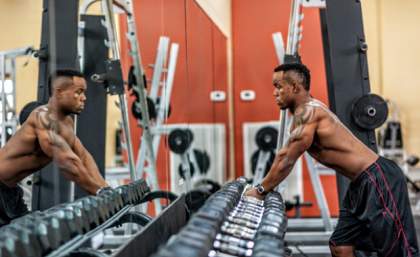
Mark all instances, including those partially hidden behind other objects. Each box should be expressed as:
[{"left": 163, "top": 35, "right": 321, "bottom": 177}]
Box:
[
  {"left": 272, "top": 63, "right": 311, "bottom": 110},
  {"left": 48, "top": 69, "right": 86, "bottom": 115}
]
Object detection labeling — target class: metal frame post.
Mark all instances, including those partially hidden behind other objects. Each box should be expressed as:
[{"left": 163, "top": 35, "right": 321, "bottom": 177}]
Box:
[
  {"left": 277, "top": 0, "right": 302, "bottom": 151},
  {"left": 101, "top": 0, "right": 146, "bottom": 214},
  {"left": 123, "top": 0, "right": 162, "bottom": 214}
]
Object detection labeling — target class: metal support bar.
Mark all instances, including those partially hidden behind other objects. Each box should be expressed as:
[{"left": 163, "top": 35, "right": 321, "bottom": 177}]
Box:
[
  {"left": 272, "top": 32, "right": 285, "bottom": 65},
  {"left": 137, "top": 42, "right": 179, "bottom": 184},
  {"left": 149, "top": 37, "right": 170, "bottom": 102},
  {"left": 276, "top": 0, "right": 302, "bottom": 152},
  {"left": 124, "top": 0, "right": 161, "bottom": 214},
  {"left": 0, "top": 46, "right": 33, "bottom": 58},
  {"left": 253, "top": 151, "right": 272, "bottom": 185},
  {"left": 304, "top": 152, "right": 332, "bottom": 231},
  {"left": 102, "top": 0, "right": 141, "bottom": 216}
]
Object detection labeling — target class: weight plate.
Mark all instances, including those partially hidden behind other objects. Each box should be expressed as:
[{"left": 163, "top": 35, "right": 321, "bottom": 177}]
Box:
[
  {"left": 194, "top": 149, "right": 210, "bottom": 174},
  {"left": 251, "top": 150, "right": 276, "bottom": 177},
  {"left": 131, "top": 97, "right": 156, "bottom": 121},
  {"left": 19, "top": 101, "right": 44, "bottom": 125},
  {"left": 352, "top": 93, "right": 388, "bottom": 130},
  {"left": 178, "top": 161, "right": 196, "bottom": 180},
  {"left": 178, "top": 149, "right": 210, "bottom": 178},
  {"left": 168, "top": 129, "right": 193, "bottom": 154},
  {"left": 255, "top": 127, "right": 278, "bottom": 151}
]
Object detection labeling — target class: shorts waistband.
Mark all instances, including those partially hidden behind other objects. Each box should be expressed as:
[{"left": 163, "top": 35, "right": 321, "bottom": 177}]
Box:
[{"left": 351, "top": 156, "right": 384, "bottom": 187}]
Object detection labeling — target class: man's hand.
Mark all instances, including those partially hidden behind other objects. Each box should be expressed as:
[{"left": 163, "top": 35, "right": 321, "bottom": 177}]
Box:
[{"left": 243, "top": 187, "right": 265, "bottom": 201}]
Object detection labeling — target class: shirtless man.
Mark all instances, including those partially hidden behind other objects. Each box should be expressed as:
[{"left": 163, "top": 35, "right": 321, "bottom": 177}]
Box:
[
  {"left": 0, "top": 69, "right": 109, "bottom": 226},
  {"left": 244, "top": 63, "right": 419, "bottom": 257}
]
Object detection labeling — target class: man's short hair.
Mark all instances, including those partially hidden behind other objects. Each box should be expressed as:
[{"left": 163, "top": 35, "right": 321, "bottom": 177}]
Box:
[
  {"left": 47, "top": 69, "right": 84, "bottom": 97},
  {"left": 274, "top": 63, "right": 311, "bottom": 91}
]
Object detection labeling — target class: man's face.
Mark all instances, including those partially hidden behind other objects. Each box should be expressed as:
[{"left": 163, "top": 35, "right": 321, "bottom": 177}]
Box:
[
  {"left": 272, "top": 71, "right": 293, "bottom": 110},
  {"left": 61, "top": 76, "right": 87, "bottom": 115}
]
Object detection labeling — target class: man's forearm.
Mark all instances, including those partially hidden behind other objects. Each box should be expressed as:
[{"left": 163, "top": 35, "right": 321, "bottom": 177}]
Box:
[
  {"left": 261, "top": 152, "right": 295, "bottom": 191},
  {"left": 83, "top": 150, "right": 108, "bottom": 188},
  {"left": 58, "top": 156, "right": 101, "bottom": 195}
]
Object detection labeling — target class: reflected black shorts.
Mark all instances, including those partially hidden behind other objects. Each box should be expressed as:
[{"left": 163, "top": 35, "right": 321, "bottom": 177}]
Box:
[
  {"left": 330, "top": 156, "right": 420, "bottom": 257},
  {"left": 0, "top": 180, "right": 28, "bottom": 227}
]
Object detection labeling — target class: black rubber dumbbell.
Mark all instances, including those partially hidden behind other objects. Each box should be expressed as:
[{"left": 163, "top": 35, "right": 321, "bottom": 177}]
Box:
[
  {"left": 116, "top": 186, "right": 133, "bottom": 206},
  {"left": 194, "top": 206, "right": 227, "bottom": 227},
  {"left": 43, "top": 208, "right": 84, "bottom": 238},
  {"left": 138, "top": 178, "right": 150, "bottom": 193},
  {"left": 0, "top": 240, "right": 18, "bottom": 257},
  {"left": 56, "top": 204, "right": 91, "bottom": 233},
  {"left": 107, "top": 188, "right": 124, "bottom": 211},
  {"left": 165, "top": 236, "right": 209, "bottom": 257},
  {"left": 0, "top": 232, "right": 38, "bottom": 257},
  {"left": 79, "top": 196, "right": 108, "bottom": 223},
  {"left": 236, "top": 176, "right": 248, "bottom": 185},
  {"left": 12, "top": 216, "right": 68, "bottom": 255},
  {"left": 0, "top": 225, "right": 42, "bottom": 257},
  {"left": 96, "top": 192, "right": 116, "bottom": 216},
  {"left": 68, "top": 199, "right": 100, "bottom": 230},
  {"left": 186, "top": 216, "right": 220, "bottom": 239}
]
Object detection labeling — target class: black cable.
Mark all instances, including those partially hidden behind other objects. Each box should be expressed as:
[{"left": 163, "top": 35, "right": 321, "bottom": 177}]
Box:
[{"left": 294, "top": 243, "right": 309, "bottom": 257}]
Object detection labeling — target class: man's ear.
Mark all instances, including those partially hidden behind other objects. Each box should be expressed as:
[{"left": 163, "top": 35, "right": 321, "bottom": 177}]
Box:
[
  {"left": 292, "top": 82, "right": 299, "bottom": 93},
  {"left": 55, "top": 88, "right": 63, "bottom": 99}
]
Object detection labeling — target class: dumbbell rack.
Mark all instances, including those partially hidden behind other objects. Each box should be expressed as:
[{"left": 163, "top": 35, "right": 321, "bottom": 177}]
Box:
[
  {"left": 0, "top": 179, "right": 174, "bottom": 257},
  {"left": 152, "top": 177, "right": 290, "bottom": 257}
]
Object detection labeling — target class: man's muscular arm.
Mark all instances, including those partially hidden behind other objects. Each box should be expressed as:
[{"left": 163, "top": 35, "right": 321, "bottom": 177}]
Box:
[
  {"left": 34, "top": 109, "right": 101, "bottom": 195},
  {"left": 72, "top": 137, "right": 109, "bottom": 188},
  {"left": 245, "top": 104, "right": 317, "bottom": 199}
]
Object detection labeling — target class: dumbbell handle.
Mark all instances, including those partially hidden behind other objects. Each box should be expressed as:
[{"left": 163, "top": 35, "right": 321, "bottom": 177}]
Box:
[
  {"left": 222, "top": 222, "right": 257, "bottom": 234},
  {"left": 230, "top": 213, "right": 261, "bottom": 224},
  {"left": 234, "top": 206, "right": 264, "bottom": 215},
  {"left": 238, "top": 202, "right": 265, "bottom": 210},
  {"left": 222, "top": 228, "right": 255, "bottom": 240},
  {"left": 213, "top": 241, "right": 253, "bottom": 257},
  {"left": 227, "top": 216, "right": 259, "bottom": 229},
  {"left": 216, "top": 233, "right": 255, "bottom": 249},
  {"left": 231, "top": 209, "right": 263, "bottom": 218},
  {"left": 241, "top": 196, "right": 264, "bottom": 206}
]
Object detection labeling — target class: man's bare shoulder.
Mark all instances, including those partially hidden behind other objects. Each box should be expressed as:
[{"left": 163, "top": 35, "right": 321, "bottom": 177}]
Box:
[
  {"left": 293, "top": 102, "right": 318, "bottom": 124},
  {"left": 26, "top": 106, "right": 58, "bottom": 132}
]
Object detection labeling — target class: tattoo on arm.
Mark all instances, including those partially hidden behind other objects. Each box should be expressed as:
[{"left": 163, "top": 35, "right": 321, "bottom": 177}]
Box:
[
  {"left": 286, "top": 105, "right": 316, "bottom": 147},
  {"left": 36, "top": 110, "right": 71, "bottom": 152}
]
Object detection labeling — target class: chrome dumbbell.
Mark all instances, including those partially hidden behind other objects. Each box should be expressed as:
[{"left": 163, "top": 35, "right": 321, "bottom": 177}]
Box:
[
  {"left": 221, "top": 228, "right": 255, "bottom": 240},
  {"left": 213, "top": 241, "right": 253, "bottom": 257},
  {"left": 227, "top": 216, "right": 260, "bottom": 229},
  {"left": 241, "top": 196, "right": 264, "bottom": 206},
  {"left": 222, "top": 222, "right": 257, "bottom": 234},
  {"left": 230, "top": 213, "right": 262, "bottom": 224},
  {"left": 231, "top": 208, "right": 264, "bottom": 217},
  {"left": 215, "top": 233, "right": 255, "bottom": 249}
]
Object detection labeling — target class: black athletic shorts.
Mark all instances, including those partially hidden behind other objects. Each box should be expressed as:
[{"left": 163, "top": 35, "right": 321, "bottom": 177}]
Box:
[
  {"left": 329, "top": 156, "right": 419, "bottom": 257},
  {"left": 0, "top": 180, "right": 28, "bottom": 227}
]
